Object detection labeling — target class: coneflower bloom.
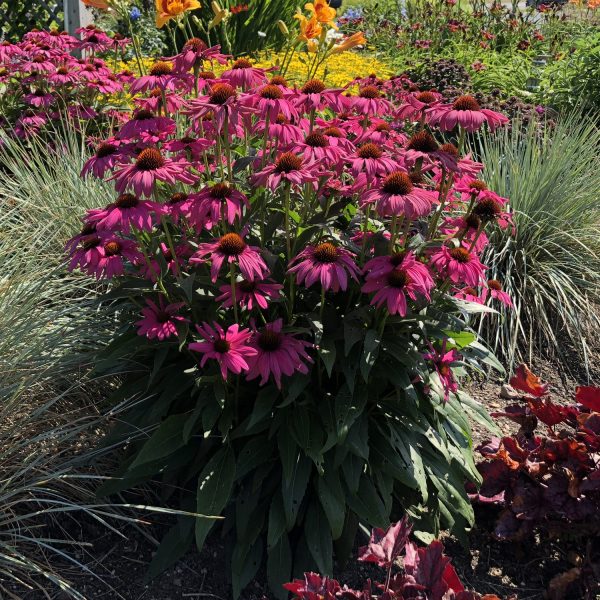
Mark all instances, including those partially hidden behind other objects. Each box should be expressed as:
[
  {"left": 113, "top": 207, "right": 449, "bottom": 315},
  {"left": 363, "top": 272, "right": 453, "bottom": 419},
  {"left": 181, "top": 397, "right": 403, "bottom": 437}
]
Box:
[
  {"left": 441, "top": 215, "right": 488, "bottom": 253},
  {"left": 241, "top": 84, "right": 298, "bottom": 121},
  {"left": 136, "top": 297, "right": 187, "bottom": 341},
  {"left": 93, "top": 237, "right": 143, "bottom": 280},
  {"left": 251, "top": 152, "right": 318, "bottom": 191},
  {"left": 50, "top": 63, "right": 82, "bottom": 84},
  {"left": 189, "top": 322, "right": 256, "bottom": 380},
  {"left": 246, "top": 319, "right": 314, "bottom": 388},
  {"left": 216, "top": 279, "right": 283, "bottom": 310},
  {"left": 118, "top": 109, "right": 176, "bottom": 141},
  {"left": 86, "top": 193, "right": 160, "bottom": 233},
  {"left": 350, "top": 85, "right": 393, "bottom": 117},
  {"left": 294, "top": 79, "right": 345, "bottom": 112},
  {"left": 265, "top": 113, "right": 306, "bottom": 145},
  {"left": 349, "top": 143, "right": 399, "bottom": 179},
  {"left": 426, "top": 95, "right": 509, "bottom": 132},
  {"left": 360, "top": 171, "right": 437, "bottom": 219},
  {"left": 221, "top": 58, "right": 267, "bottom": 90},
  {"left": 190, "top": 232, "right": 268, "bottom": 282},
  {"left": 289, "top": 131, "right": 347, "bottom": 167},
  {"left": 395, "top": 90, "right": 443, "bottom": 121},
  {"left": 185, "top": 83, "right": 239, "bottom": 130},
  {"left": 424, "top": 341, "right": 460, "bottom": 400},
  {"left": 362, "top": 253, "right": 434, "bottom": 315},
  {"left": 453, "top": 286, "right": 485, "bottom": 304},
  {"left": 185, "top": 183, "right": 249, "bottom": 229},
  {"left": 430, "top": 245, "right": 487, "bottom": 286},
  {"left": 288, "top": 242, "right": 360, "bottom": 292},
  {"left": 403, "top": 130, "right": 458, "bottom": 172},
  {"left": 471, "top": 192, "right": 513, "bottom": 230},
  {"left": 486, "top": 279, "right": 512, "bottom": 307},
  {"left": 112, "top": 148, "right": 197, "bottom": 197},
  {"left": 81, "top": 139, "right": 130, "bottom": 179},
  {"left": 129, "top": 60, "right": 180, "bottom": 94},
  {"left": 171, "top": 38, "right": 228, "bottom": 73},
  {"left": 134, "top": 90, "right": 187, "bottom": 117},
  {"left": 163, "top": 135, "right": 213, "bottom": 161},
  {"left": 67, "top": 231, "right": 107, "bottom": 275},
  {"left": 23, "top": 89, "right": 54, "bottom": 108}
]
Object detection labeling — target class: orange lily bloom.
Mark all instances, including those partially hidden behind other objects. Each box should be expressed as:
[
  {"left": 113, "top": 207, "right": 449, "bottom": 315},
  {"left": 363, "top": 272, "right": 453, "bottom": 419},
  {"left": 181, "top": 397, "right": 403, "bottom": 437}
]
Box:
[
  {"left": 331, "top": 31, "right": 367, "bottom": 54},
  {"left": 155, "top": 0, "right": 202, "bottom": 28},
  {"left": 82, "top": 0, "right": 111, "bottom": 8},
  {"left": 305, "top": 0, "right": 336, "bottom": 24},
  {"left": 295, "top": 12, "right": 322, "bottom": 42}
]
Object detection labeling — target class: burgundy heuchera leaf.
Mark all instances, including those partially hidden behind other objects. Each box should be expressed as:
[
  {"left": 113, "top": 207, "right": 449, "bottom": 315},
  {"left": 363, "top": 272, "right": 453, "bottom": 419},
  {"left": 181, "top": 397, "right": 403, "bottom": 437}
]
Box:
[
  {"left": 575, "top": 385, "right": 600, "bottom": 411},
  {"left": 358, "top": 516, "right": 412, "bottom": 568},
  {"left": 510, "top": 364, "right": 549, "bottom": 398}
]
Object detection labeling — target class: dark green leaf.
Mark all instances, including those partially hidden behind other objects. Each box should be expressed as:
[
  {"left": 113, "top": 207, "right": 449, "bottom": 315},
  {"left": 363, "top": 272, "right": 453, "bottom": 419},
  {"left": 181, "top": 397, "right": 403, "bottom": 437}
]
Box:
[
  {"left": 305, "top": 501, "right": 333, "bottom": 576},
  {"left": 195, "top": 445, "right": 236, "bottom": 550}
]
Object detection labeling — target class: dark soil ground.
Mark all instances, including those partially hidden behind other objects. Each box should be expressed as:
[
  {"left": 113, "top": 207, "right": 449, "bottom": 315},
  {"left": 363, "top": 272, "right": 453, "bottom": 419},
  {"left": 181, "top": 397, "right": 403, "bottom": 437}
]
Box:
[{"left": 5, "top": 354, "right": 598, "bottom": 600}]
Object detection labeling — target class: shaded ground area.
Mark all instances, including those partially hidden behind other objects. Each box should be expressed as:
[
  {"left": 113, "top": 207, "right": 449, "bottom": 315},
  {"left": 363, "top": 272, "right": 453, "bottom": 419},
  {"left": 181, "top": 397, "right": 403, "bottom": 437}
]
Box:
[{"left": 7, "top": 353, "right": 598, "bottom": 600}]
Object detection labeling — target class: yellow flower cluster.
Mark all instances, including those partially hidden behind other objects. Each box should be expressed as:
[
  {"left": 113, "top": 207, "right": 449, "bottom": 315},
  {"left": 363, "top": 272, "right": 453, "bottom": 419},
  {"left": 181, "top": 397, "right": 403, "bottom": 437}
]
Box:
[
  {"left": 253, "top": 51, "right": 393, "bottom": 88},
  {"left": 118, "top": 50, "right": 393, "bottom": 90}
]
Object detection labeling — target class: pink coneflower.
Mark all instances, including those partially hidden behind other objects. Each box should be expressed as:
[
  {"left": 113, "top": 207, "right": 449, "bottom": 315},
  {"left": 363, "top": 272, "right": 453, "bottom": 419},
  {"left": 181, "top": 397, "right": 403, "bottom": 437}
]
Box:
[
  {"left": 171, "top": 38, "right": 228, "bottom": 74},
  {"left": 362, "top": 253, "right": 434, "bottom": 315},
  {"left": 287, "top": 242, "right": 360, "bottom": 292},
  {"left": 486, "top": 279, "right": 512, "bottom": 307},
  {"left": 92, "top": 237, "right": 142, "bottom": 280},
  {"left": 354, "top": 120, "right": 404, "bottom": 146},
  {"left": 350, "top": 85, "right": 393, "bottom": 117},
  {"left": 189, "top": 322, "right": 257, "bottom": 380},
  {"left": 49, "top": 64, "right": 80, "bottom": 85},
  {"left": 424, "top": 341, "right": 460, "bottom": 400},
  {"left": 67, "top": 232, "right": 106, "bottom": 275},
  {"left": 190, "top": 232, "right": 268, "bottom": 282},
  {"left": 21, "top": 54, "right": 56, "bottom": 74},
  {"left": 163, "top": 135, "right": 213, "bottom": 160},
  {"left": 216, "top": 279, "right": 283, "bottom": 310},
  {"left": 395, "top": 90, "right": 442, "bottom": 121},
  {"left": 453, "top": 286, "right": 485, "bottom": 304},
  {"left": 118, "top": 109, "right": 176, "bottom": 141},
  {"left": 430, "top": 245, "right": 487, "bottom": 286},
  {"left": 185, "top": 183, "right": 249, "bottom": 229},
  {"left": 426, "top": 95, "right": 509, "bottom": 132},
  {"left": 81, "top": 139, "right": 131, "bottom": 179},
  {"left": 23, "top": 89, "right": 54, "bottom": 108},
  {"left": 294, "top": 79, "right": 345, "bottom": 112},
  {"left": 86, "top": 193, "right": 160, "bottom": 233},
  {"left": 471, "top": 192, "right": 513, "bottom": 230},
  {"left": 441, "top": 215, "right": 488, "bottom": 253},
  {"left": 403, "top": 130, "right": 458, "bottom": 172},
  {"left": 77, "top": 28, "right": 113, "bottom": 52},
  {"left": 241, "top": 84, "right": 298, "bottom": 121},
  {"left": 221, "top": 58, "right": 267, "bottom": 90},
  {"left": 349, "top": 143, "right": 399, "bottom": 179},
  {"left": 91, "top": 73, "right": 124, "bottom": 94},
  {"left": 264, "top": 113, "right": 306, "bottom": 145},
  {"left": 136, "top": 297, "right": 187, "bottom": 341},
  {"left": 185, "top": 83, "right": 239, "bottom": 130},
  {"left": 112, "top": 148, "right": 197, "bottom": 197},
  {"left": 136, "top": 88, "right": 187, "bottom": 114},
  {"left": 360, "top": 171, "right": 437, "bottom": 219},
  {"left": 246, "top": 319, "right": 314, "bottom": 388},
  {"left": 289, "top": 131, "right": 347, "bottom": 168},
  {"left": 252, "top": 152, "right": 318, "bottom": 191},
  {"left": 129, "top": 60, "right": 180, "bottom": 94}
]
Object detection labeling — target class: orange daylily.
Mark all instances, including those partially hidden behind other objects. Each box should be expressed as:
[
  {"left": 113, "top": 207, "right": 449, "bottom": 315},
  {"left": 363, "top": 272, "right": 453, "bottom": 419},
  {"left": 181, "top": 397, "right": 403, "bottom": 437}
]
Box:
[
  {"left": 82, "top": 0, "right": 111, "bottom": 8},
  {"left": 294, "top": 12, "right": 322, "bottom": 42},
  {"left": 155, "top": 0, "right": 202, "bottom": 28},
  {"left": 331, "top": 31, "right": 367, "bottom": 54},
  {"left": 305, "top": 0, "right": 336, "bottom": 24}
]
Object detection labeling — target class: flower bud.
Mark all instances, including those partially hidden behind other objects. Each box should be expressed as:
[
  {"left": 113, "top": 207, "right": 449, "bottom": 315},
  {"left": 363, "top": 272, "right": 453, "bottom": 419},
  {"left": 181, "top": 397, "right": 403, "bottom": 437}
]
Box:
[
  {"left": 277, "top": 20, "right": 289, "bottom": 36},
  {"left": 211, "top": 0, "right": 222, "bottom": 15}
]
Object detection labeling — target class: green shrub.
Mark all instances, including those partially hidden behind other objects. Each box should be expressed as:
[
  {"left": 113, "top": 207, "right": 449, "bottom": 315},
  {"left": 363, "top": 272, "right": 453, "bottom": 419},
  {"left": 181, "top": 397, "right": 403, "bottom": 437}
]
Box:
[{"left": 472, "top": 110, "right": 600, "bottom": 376}]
